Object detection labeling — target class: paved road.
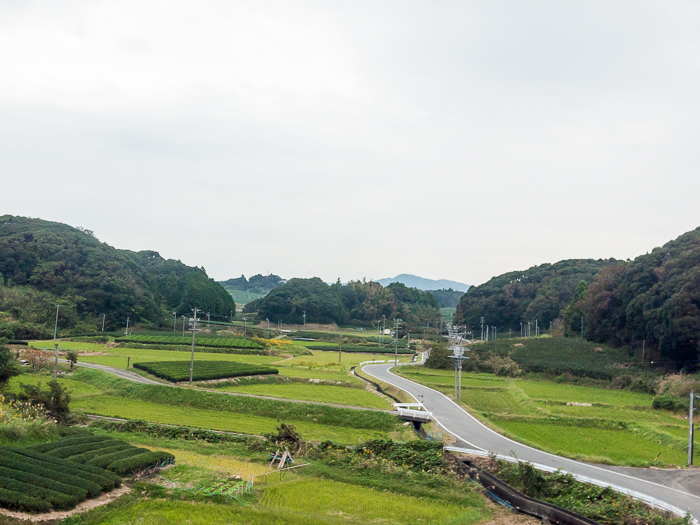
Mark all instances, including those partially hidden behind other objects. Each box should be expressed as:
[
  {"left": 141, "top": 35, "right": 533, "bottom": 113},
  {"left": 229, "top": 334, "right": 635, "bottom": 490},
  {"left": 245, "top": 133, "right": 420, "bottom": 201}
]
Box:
[
  {"left": 59, "top": 359, "right": 161, "bottom": 384},
  {"left": 65, "top": 359, "right": 387, "bottom": 410},
  {"left": 362, "top": 360, "right": 700, "bottom": 522}
]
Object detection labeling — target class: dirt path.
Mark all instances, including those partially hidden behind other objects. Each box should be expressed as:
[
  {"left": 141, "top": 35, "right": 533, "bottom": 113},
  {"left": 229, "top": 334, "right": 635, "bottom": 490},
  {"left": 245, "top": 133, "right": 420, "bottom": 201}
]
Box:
[{"left": 0, "top": 485, "right": 131, "bottom": 522}]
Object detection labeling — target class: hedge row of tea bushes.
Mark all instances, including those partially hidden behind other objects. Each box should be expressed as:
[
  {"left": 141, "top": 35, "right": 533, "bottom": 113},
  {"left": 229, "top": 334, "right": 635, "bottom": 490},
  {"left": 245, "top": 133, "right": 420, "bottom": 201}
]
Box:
[
  {"left": 28, "top": 435, "right": 175, "bottom": 475},
  {"left": 0, "top": 434, "right": 176, "bottom": 513},
  {"left": 116, "top": 335, "right": 263, "bottom": 349},
  {"left": 311, "top": 344, "right": 413, "bottom": 354},
  {"left": 0, "top": 445, "right": 121, "bottom": 513},
  {"left": 133, "top": 360, "right": 278, "bottom": 382}
]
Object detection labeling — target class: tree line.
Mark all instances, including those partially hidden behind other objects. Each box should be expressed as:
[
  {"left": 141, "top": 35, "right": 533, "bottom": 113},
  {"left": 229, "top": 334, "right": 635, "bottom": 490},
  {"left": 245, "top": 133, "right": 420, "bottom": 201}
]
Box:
[
  {"left": 0, "top": 215, "right": 234, "bottom": 339},
  {"left": 252, "top": 277, "right": 441, "bottom": 329},
  {"left": 454, "top": 227, "right": 700, "bottom": 370}
]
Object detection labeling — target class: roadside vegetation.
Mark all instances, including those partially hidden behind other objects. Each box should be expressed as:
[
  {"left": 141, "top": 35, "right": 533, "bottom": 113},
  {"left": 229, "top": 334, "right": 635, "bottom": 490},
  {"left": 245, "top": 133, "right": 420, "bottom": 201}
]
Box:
[{"left": 399, "top": 363, "right": 699, "bottom": 466}]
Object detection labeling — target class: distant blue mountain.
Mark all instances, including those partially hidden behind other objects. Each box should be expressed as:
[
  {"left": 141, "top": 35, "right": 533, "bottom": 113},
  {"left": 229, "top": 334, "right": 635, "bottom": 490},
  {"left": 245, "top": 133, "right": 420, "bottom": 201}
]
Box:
[{"left": 376, "top": 274, "right": 469, "bottom": 292}]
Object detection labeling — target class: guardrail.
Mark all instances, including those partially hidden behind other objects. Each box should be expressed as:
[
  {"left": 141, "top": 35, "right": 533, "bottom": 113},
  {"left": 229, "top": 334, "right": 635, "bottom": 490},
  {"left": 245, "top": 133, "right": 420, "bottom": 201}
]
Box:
[
  {"left": 447, "top": 446, "right": 698, "bottom": 524},
  {"left": 393, "top": 403, "right": 433, "bottom": 421},
  {"left": 358, "top": 359, "right": 385, "bottom": 367}
]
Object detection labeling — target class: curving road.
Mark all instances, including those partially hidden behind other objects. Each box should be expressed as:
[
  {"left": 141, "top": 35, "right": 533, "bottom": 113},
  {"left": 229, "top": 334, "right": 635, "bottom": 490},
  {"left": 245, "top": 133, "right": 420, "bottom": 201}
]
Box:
[{"left": 362, "top": 359, "right": 700, "bottom": 522}]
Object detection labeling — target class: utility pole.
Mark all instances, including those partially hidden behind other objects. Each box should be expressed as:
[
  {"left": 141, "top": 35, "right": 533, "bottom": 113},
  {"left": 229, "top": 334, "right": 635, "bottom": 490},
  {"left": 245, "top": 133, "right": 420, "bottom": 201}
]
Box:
[
  {"left": 266, "top": 318, "right": 270, "bottom": 338},
  {"left": 448, "top": 324, "right": 469, "bottom": 401},
  {"left": 243, "top": 318, "right": 247, "bottom": 340},
  {"left": 207, "top": 310, "right": 210, "bottom": 329},
  {"left": 338, "top": 332, "right": 342, "bottom": 363},
  {"left": 53, "top": 305, "right": 60, "bottom": 381},
  {"left": 231, "top": 310, "right": 233, "bottom": 324},
  {"left": 528, "top": 321, "right": 531, "bottom": 337},
  {"left": 173, "top": 312, "right": 177, "bottom": 334},
  {"left": 520, "top": 323, "right": 523, "bottom": 338},
  {"left": 480, "top": 317, "right": 484, "bottom": 341},
  {"left": 189, "top": 308, "right": 199, "bottom": 386},
  {"left": 642, "top": 340, "right": 646, "bottom": 363},
  {"left": 485, "top": 325, "right": 489, "bottom": 342},
  {"left": 303, "top": 311, "right": 306, "bottom": 328},
  {"left": 393, "top": 318, "right": 402, "bottom": 372},
  {"left": 125, "top": 317, "right": 130, "bottom": 336},
  {"left": 101, "top": 314, "right": 106, "bottom": 333},
  {"left": 182, "top": 316, "right": 186, "bottom": 337},
  {"left": 689, "top": 392, "right": 699, "bottom": 465},
  {"left": 536, "top": 319, "right": 538, "bottom": 337}
]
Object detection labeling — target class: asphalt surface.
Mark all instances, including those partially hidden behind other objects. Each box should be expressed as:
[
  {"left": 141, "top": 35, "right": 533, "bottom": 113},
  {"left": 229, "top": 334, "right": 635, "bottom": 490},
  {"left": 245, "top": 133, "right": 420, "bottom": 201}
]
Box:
[
  {"left": 59, "top": 359, "right": 161, "bottom": 384},
  {"left": 363, "top": 360, "right": 700, "bottom": 521}
]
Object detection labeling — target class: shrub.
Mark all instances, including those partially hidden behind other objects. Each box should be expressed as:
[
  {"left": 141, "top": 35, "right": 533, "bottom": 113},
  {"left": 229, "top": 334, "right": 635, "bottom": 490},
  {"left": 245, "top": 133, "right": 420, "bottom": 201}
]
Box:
[
  {"left": 0, "top": 464, "right": 87, "bottom": 500},
  {"left": 18, "top": 380, "right": 73, "bottom": 424},
  {"left": 107, "top": 451, "right": 175, "bottom": 475},
  {"left": 652, "top": 394, "right": 690, "bottom": 413},
  {"left": 69, "top": 444, "right": 136, "bottom": 464},
  {"left": 657, "top": 374, "right": 700, "bottom": 398},
  {"left": 86, "top": 447, "right": 148, "bottom": 468},
  {"left": 0, "top": 450, "right": 103, "bottom": 497},
  {"left": 0, "top": 487, "right": 51, "bottom": 513},
  {"left": 5, "top": 449, "right": 118, "bottom": 491},
  {"left": 0, "top": 475, "right": 80, "bottom": 510},
  {"left": 46, "top": 440, "right": 126, "bottom": 459},
  {"left": 90, "top": 419, "right": 251, "bottom": 445},
  {"left": 30, "top": 435, "right": 114, "bottom": 453},
  {"left": 132, "top": 360, "right": 278, "bottom": 382}
]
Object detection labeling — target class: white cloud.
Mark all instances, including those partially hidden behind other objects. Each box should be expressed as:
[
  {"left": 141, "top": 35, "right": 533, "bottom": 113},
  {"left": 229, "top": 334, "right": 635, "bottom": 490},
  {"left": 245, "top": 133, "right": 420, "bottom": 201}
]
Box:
[{"left": 2, "top": 0, "right": 699, "bottom": 285}]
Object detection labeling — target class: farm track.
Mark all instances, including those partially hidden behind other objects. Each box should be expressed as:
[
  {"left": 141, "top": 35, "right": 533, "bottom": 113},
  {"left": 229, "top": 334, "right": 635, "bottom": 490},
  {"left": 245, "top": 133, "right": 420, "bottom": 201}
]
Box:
[
  {"left": 362, "top": 357, "right": 700, "bottom": 523},
  {"left": 63, "top": 359, "right": 391, "bottom": 412}
]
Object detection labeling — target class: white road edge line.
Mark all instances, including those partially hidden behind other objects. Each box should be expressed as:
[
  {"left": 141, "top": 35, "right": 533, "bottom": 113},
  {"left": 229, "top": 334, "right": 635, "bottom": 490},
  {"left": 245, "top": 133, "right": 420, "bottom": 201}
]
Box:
[{"left": 361, "top": 360, "right": 700, "bottom": 522}]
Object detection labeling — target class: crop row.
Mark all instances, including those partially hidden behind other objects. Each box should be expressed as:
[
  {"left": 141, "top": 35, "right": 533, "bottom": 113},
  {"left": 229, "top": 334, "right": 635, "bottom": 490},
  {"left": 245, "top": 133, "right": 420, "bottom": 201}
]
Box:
[
  {"left": 0, "top": 448, "right": 117, "bottom": 513},
  {"left": 311, "top": 345, "right": 413, "bottom": 355},
  {"left": 133, "top": 360, "right": 278, "bottom": 382},
  {"left": 116, "top": 335, "right": 263, "bottom": 349}
]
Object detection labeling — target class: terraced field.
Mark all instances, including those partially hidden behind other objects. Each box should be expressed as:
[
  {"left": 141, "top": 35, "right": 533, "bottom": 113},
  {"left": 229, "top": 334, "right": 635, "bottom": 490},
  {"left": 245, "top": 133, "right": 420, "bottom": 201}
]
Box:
[{"left": 397, "top": 366, "right": 698, "bottom": 466}]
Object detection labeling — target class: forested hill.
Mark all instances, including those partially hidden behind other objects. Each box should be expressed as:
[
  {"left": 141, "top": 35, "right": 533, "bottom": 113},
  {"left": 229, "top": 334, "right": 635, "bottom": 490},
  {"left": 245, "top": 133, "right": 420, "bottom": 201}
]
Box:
[
  {"left": 218, "top": 274, "right": 284, "bottom": 293},
  {"left": 454, "top": 259, "right": 618, "bottom": 332},
  {"left": 0, "top": 215, "right": 233, "bottom": 338},
  {"left": 579, "top": 227, "right": 700, "bottom": 369},
  {"left": 252, "top": 278, "right": 440, "bottom": 328}
]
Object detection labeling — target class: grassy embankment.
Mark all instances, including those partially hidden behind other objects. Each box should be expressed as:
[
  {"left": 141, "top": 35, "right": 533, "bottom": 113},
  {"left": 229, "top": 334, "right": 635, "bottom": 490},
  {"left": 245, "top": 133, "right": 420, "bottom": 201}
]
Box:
[
  {"left": 397, "top": 365, "right": 698, "bottom": 466},
  {"left": 6, "top": 360, "right": 411, "bottom": 444},
  {"left": 28, "top": 341, "right": 407, "bottom": 410},
  {"left": 0, "top": 427, "right": 491, "bottom": 525}
]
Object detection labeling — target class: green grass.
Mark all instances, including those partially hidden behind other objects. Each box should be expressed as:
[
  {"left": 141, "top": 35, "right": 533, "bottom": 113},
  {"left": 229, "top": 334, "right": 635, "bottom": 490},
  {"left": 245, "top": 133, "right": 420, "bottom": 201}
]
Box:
[
  {"left": 398, "top": 365, "right": 694, "bottom": 466},
  {"left": 217, "top": 383, "right": 390, "bottom": 409},
  {"left": 259, "top": 478, "right": 488, "bottom": 524},
  {"left": 516, "top": 381, "right": 652, "bottom": 407},
  {"left": 493, "top": 419, "right": 690, "bottom": 466},
  {"left": 70, "top": 396, "right": 393, "bottom": 444}
]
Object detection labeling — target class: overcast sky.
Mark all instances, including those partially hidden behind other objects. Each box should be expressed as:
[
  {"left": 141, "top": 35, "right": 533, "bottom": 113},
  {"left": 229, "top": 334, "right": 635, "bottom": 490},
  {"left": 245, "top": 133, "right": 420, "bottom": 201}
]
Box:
[{"left": 2, "top": 1, "right": 699, "bottom": 286}]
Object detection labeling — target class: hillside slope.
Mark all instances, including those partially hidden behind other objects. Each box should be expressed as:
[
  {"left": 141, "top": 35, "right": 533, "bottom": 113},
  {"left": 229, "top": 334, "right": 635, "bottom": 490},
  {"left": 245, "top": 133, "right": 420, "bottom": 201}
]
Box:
[
  {"left": 454, "top": 258, "right": 618, "bottom": 332},
  {"left": 0, "top": 215, "right": 233, "bottom": 338},
  {"left": 581, "top": 227, "right": 700, "bottom": 368},
  {"left": 252, "top": 278, "right": 440, "bottom": 328}
]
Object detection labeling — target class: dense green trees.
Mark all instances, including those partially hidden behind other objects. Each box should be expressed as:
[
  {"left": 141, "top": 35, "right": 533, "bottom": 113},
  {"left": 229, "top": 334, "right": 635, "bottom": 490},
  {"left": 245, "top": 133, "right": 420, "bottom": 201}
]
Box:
[
  {"left": 0, "top": 215, "right": 233, "bottom": 337},
  {"left": 454, "top": 228, "right": 700, "bottom": 369},
  {"left": 454, "top": 259, "right": 617, "bottom": 332},
  {"left": 429, "top": 289, "right": 465, "bottom": 308},
  {"left": 219, "top": 274, "right": 284, "bottom": 293},
  {"left": 254, "top": 278, "right": 440, "bottom": 328},
  {"left": 579, "top": 227, "right": 700, "bottom": 369}
]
